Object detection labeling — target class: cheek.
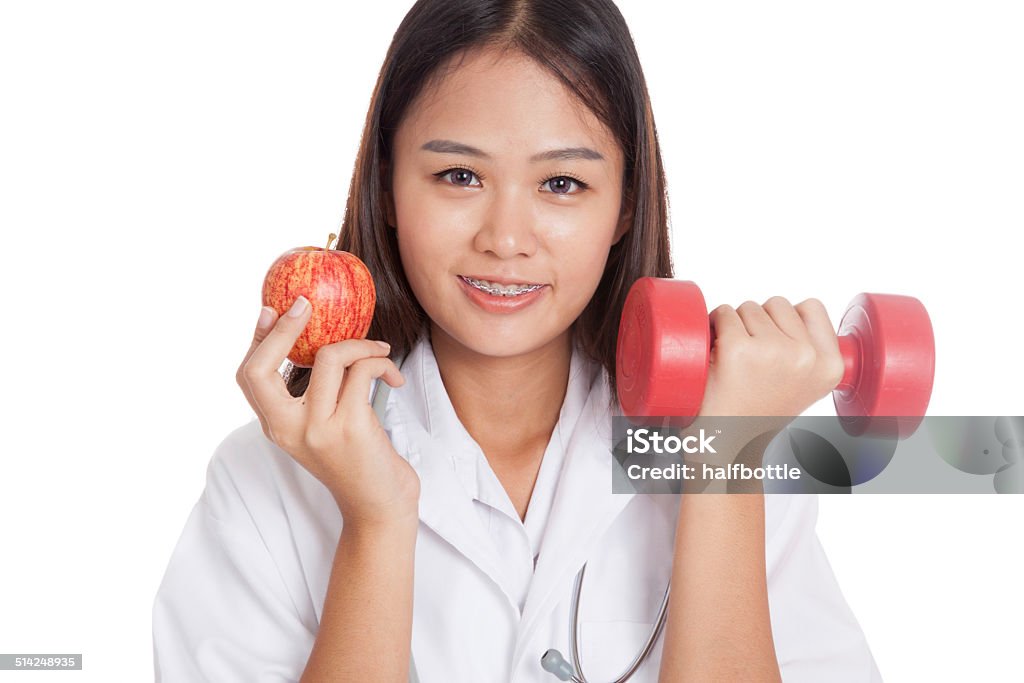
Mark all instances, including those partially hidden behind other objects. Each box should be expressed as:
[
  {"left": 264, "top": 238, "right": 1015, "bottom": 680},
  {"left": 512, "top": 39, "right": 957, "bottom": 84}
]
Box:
[
  {"left": 548, "top": 215, "right": 619, "bottom": 285},
  {"left": 395, "top": 196, "right": 474, "bottom": 277},
  {"left": 396, "top": 227, "right": 433, "bottom": 285},
  {"left": 567, "top": 248, "right": 613, "bottom": 298},
  {"left": 395, "top": 215, "right": 459, "bottom": 304}
]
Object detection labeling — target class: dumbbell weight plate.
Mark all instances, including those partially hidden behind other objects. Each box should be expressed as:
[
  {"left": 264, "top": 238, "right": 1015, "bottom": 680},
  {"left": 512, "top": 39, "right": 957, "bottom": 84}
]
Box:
[
  {"left": 833, "top": 293, "right": 936, "bottom": 439},
  {"left": 616, "top": 278, "right": 710, "bottom": 427}
]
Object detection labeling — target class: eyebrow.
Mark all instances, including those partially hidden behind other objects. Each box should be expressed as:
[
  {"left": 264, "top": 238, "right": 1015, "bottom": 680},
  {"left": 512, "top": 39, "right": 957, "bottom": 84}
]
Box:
[{"left": 420, "top": 138, "right": 605, "bottom": 163}]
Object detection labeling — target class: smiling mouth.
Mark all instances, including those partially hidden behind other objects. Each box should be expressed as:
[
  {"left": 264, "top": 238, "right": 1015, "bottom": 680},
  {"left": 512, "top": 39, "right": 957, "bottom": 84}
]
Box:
[{"left": 459, "top": 275, "right": 545, "bottom": 297}]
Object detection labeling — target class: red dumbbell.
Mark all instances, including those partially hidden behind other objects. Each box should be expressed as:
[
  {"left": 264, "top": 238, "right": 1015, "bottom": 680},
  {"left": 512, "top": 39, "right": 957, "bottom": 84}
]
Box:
[{"left": 615, "top": 278, "right": 936, "bottom": 438}]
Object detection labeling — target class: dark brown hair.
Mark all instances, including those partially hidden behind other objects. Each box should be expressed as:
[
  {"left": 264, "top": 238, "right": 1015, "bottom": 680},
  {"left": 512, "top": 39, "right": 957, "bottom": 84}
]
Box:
[{"left": 285, "top": 0, "right": 674, "bottom": 402}]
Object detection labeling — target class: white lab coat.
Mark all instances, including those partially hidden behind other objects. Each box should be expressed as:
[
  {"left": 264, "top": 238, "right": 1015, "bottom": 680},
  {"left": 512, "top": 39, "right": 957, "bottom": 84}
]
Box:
[{"left": 153, "top": 335, "right": 883, "bottom": 682}]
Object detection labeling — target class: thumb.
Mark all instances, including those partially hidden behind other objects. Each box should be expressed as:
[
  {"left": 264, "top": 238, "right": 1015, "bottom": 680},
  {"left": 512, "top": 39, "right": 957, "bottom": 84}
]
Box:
[
  {"left": 237, "top": 304, "right": 283, "bottom": 391},
  {"left": 254, "top": 305, "right": 279, "bottom": 341}
]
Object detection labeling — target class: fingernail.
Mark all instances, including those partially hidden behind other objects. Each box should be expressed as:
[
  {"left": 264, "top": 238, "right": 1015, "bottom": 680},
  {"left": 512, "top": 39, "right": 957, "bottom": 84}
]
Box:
[
  {"left": 257, "top": 306, "right": 275, "bottom": 330},
  {"left": 287, "top": 296, "right": 309, "bottom": 318},
  {"left": 375, "top": 340, "right": 391, "bottom": 351}
]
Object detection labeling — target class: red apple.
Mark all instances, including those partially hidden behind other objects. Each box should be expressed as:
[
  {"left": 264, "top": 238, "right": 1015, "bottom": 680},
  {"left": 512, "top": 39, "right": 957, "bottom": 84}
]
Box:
[{"left": 261, "top": 232, "right": 376, "bottom": 367}]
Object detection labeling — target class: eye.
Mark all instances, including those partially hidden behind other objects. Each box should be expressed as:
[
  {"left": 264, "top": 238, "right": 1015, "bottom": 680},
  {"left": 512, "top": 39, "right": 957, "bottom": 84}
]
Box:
[
  {"left": 540, "top": 174, "right": 589, "bottom": 196},
  {"left": 433, "top": 166, "right": 484, "bottom": 187}
]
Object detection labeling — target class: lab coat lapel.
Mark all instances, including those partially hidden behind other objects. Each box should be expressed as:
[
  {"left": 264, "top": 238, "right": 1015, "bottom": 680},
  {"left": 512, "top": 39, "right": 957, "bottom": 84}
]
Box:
[
  {"left": 512, "top": 367, "right": 637, "bottom": 672},
  {"left": 415, "top": 448, "right": 523, "bottom": 614},
  {"left": 388, "top": 338, "right": 524, "bottom": 616}
]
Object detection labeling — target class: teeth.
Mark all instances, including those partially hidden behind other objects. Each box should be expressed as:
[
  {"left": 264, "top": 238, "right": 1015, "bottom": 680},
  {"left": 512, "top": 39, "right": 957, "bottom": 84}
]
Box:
[{"left": 463, "top": 276, "right": 543, "bottom": 297}]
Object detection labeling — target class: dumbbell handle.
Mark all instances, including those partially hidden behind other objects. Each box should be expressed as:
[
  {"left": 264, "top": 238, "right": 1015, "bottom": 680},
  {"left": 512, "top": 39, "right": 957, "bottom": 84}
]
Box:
[{"left": 837, "top": 335, "right": 860, "bottom": 395}]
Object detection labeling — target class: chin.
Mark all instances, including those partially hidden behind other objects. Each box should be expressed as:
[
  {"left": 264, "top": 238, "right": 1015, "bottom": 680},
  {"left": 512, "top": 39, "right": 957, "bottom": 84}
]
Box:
[
  {"left": 434, "top": 321, "right": 570, "bottom": 360},
  {"left": 454, "top": 329, "right": 539, "bottom": 357}
]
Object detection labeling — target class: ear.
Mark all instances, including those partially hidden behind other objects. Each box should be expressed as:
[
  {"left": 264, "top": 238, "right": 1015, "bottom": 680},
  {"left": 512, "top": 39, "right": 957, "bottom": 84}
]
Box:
[
  {"left": 611, "top": 189, "right": 635, "bottom": 245},
  {"left": 381, "top": 159, "right": 397, "bottom": 227}
]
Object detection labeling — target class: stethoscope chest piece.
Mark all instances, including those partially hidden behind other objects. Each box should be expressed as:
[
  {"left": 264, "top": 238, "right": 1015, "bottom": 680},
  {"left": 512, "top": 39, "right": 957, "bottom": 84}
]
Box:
[{"left": 540, "top": 648, "right": 579, "bottom": 682}]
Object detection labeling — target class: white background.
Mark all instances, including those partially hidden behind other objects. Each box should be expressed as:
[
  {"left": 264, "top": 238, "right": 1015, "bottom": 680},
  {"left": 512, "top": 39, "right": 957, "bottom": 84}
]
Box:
[{"left": 1, "top": 1, "right": 1021, "bottom": 680}]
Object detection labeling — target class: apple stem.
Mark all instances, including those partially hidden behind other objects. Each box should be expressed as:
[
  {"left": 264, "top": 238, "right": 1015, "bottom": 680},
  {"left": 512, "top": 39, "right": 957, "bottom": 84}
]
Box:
[{"left": 326, "top": 233, "right": 337, "bottom": 250}]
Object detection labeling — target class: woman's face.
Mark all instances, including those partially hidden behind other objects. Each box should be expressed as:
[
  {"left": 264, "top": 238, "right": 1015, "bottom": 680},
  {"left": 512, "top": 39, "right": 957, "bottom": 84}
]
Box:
[{"left": 388, "top": 46, "right": 630, "bottom": 360}]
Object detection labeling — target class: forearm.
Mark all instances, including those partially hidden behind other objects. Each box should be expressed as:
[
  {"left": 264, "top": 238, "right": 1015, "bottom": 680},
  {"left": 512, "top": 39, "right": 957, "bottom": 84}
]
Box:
[
  {"left": 301, "top": 516, "right": 418, "bottom": 682},
  {"left": 658, "top": 492, "right": 781, "bottom": 682}
]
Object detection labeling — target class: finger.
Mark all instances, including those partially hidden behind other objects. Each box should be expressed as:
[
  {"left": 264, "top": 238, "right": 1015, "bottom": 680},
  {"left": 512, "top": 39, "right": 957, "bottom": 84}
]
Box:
[
  {"left": 236, "top": 305, "right": 281, "bottom": 431},
  {"left": 708, "top": 304, "right": 748, "bottom": 341},
  {"left": 761, "top": 296, "right": 811, "bottom": 343},
  {"left": 336, "top": 355, "right": 406, "bottom": 421},
  {"left": 305, "top": 339, "right": 395, "bottom": 425},
  {"left": 245, "top": 296, "right": 311, "bottom": 426},
  {"left": 735, "top": 300, "right": 779, "bottom": 337},
  {"left": 794, "top": 298, "right": 842, "bottom": 369}
]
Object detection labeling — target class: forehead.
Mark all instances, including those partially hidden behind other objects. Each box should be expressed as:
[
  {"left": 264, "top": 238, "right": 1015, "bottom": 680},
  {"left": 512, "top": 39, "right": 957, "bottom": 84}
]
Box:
[{"left": 395, "top": 46, "right": 620, "bottom": 162}]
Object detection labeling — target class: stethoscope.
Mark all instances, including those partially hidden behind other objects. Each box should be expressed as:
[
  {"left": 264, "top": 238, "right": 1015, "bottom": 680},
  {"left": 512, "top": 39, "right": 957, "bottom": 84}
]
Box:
[
  {"left": 539, "top": 563, "right": 671, "bottom": 682},
  {"left": 370, "top": 354, "right": 672, "bottom": 683}
]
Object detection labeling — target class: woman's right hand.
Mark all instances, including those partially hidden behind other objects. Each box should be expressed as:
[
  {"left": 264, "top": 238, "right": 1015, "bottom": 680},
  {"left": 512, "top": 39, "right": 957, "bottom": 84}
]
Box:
[{"left": 235, "top": 295, "right": 420, "bottom": 529}]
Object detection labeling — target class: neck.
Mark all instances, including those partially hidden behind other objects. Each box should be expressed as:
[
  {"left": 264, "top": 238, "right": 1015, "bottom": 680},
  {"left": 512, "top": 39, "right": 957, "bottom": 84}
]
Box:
[{"left": 429, "top": 324, "right": 573, "bottom": 454}]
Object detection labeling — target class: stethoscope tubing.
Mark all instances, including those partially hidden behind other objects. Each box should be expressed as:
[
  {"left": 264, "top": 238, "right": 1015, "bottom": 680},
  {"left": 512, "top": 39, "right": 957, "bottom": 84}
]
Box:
[{"left": 565, "top": 562, "right": 671, "bottom": 683}]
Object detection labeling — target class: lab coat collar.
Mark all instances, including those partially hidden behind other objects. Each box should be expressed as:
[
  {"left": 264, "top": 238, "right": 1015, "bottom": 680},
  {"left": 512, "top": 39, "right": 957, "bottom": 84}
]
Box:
[
  {"left": 386, "top": 335, "right": 637, "bottom": 669},
  {"left": 419, "top": 335, "right": 590, "bottom": 509},
  {"left": 387, "top": 335, "right": 526, "bottom": 616}
]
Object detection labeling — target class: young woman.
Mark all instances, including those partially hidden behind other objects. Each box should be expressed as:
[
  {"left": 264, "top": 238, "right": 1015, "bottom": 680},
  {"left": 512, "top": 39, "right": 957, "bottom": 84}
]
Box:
[{"left": 154, "top": 1, "right": 882, "bottom": 681}]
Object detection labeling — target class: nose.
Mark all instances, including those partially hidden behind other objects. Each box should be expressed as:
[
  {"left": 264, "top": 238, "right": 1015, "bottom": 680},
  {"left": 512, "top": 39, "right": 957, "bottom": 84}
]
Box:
[{"left": 473, "top": 187, "right": 539, "bottom": 259}]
